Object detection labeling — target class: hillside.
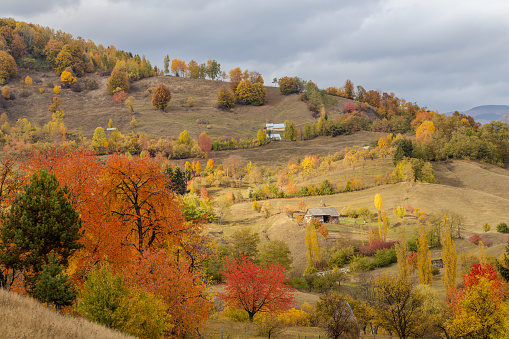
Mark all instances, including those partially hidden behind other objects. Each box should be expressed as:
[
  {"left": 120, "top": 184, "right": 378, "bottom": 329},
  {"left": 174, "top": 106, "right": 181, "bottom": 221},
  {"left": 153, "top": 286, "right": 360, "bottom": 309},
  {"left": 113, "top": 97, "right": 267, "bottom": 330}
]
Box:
[
  {"left": 1, "top": 69, "right": 354, "bottom": 139},
  {"left": 0, "top": 288, "right": 134, "bottom": 339}
]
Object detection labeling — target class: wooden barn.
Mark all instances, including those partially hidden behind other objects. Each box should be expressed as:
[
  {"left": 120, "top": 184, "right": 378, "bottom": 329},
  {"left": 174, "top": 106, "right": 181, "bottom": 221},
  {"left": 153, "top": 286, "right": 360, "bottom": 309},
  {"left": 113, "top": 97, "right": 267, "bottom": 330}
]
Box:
[{"left": 304, "top": 208, "right": 340, "bottom": 223}]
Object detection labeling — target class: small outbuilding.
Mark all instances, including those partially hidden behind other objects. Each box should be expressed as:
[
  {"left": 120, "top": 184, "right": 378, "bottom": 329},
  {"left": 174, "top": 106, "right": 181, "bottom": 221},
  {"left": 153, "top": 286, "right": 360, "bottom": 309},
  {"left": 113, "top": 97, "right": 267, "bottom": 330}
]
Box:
[{"left": 304, "top": 208, "right": 340, "bottom": 223}]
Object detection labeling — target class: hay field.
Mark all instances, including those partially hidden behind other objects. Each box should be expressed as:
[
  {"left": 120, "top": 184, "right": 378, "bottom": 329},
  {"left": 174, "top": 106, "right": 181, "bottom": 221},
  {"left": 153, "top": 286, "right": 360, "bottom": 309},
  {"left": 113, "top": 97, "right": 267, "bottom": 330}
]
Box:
[{"left": 0, "top": 288, "right": 134, "bottom": 339}]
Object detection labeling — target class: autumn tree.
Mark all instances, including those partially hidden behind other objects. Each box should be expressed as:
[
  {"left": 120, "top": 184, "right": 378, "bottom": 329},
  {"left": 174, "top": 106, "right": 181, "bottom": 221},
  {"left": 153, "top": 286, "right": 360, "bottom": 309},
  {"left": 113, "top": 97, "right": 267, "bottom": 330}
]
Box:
[
  {"left": 151, "top": 83, "right": 172, "bottom": 110},
  {"left": 198, "top": 132, "right": 212, "bottom": 155},
  {"left": 0, "top": 51, "right": 17, "bottom": 84},
  {"left": 317, "top": 293, "right": 360, "bottom": 339},
  {"left": 205, "top": 59, "right": 221, "bottom": 80},
  {"left": 163, "top": 54, "right": 170, "bottom": 74},
  {"left": 448, "top": 264, "right": 505, "bottom": 338},
  {"left": 373, "top": 274, "right": 426, "bottom": 339},
  {"left": 305, "top": 225, "right": 320, "bottom": 273},
  {"left": 24, "top": 75, "right": 32, "bottom": 87},
  {"left": 77, "top": 263, "right": 170, "bottom": 338},
  {"left": 0, "top": 168, "right": 82, "bottom": 293},
  {"left": 229, "top": 67, "right": 243, "bottom": 92},
  {"left": 417, "top": 225, "right": 432, "bottom": 285},
  {"left": 374, "top": 194, "right": 388, "bottom": 241},
  {"left": 107, "top": 68, "right": 130, "bottom": 94},
  {"left": 395, "top": 230, "right": 409, "bottom": 277},
  {"left": 279, "top": 76, "right": 299, "bottom": 95},
  {"left": 219, "top": 255, "right": 296, "bottom": 322},
  {"left": 258, "top": 240, "right": 292, "bottom": 269},
  {"left": 441, "top": 217, "right": 457, "bottom": 290},
  {"left": 229, "top": 228, "right": 260, "bottom": 260},
  {"left": 60, "top": 70, "right": 76, "bottom": 88},
  {"left": 217, "top": 85, "right": 235, "bottom": 109},
  {"left": 102, "top": 154, "right": 187, "bottom": 256},
  {"left": 343, "top": 79, "right": 354, "bottom": 99}
]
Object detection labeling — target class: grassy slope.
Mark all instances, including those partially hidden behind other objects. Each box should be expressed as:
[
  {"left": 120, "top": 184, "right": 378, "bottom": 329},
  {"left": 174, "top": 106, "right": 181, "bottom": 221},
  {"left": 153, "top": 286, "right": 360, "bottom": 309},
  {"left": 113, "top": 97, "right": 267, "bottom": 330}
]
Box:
[
  {"left": 0, "top": 288, "right": 134, "bottom": 339},
  {"left": 3, "top": 70, "right": 353, "bottom": 139}
]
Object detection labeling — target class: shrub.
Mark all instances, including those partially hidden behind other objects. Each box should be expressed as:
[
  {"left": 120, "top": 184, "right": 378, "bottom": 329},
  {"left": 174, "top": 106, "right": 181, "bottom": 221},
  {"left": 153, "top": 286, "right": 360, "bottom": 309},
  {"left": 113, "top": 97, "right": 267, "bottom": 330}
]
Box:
[
  {"left": 2, "top": 86, "right": 10, "bottom": 99},
  {"left": 373, "top": 248, "right": 397, "bottom": 267},
  {"left": 359, "top": 240, "right": 395, "bottom": 256},
  {"left": 53, "top": 86, "right": 61, "bottom": 94},
  {"left": 328, "top": 246, "right": 355, "bottom": 268},
  {"left": 82, "top": 78, "right": 98, "bottom": 90},
  {"left": 70, "top": 82, "right": 82, "bottom": 92},
  {"left": 113, "top": 90, "right": 128, "bottom": 104},
  {"left": 431, "top": 266, "right": 440, "bottom": 276},
  {"left": 468, "top": 234, "right": 482, "bottom": 245},
  {"left": 223, "top": 306, "right": 249, "bottom": 322},
  {"left": 497, "top": 222, "right": 509, "bottom": 233},
  {"left": 348, "top": 255, "right": 374, "bottom": 272},
  {"left": 19, "top": 90, "right": 30, "bottom": 98},
  {"left": 289, "top": 277, "right": 309, "bottom": 290},
  {"left": 482, "top": 238, "right": 493, "bottom": 247}
]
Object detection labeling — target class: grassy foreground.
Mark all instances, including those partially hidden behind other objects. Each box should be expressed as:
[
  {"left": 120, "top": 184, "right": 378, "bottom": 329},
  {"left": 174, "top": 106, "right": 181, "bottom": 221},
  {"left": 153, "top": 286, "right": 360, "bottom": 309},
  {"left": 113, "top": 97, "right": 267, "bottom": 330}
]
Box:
[{"left": 0, "top": 288, "right": 134, "bottom": 339}]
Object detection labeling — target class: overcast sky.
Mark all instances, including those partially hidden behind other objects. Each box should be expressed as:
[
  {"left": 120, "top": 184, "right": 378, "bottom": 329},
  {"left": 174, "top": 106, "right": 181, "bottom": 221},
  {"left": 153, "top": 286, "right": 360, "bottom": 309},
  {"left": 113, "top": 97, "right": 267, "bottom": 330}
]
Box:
[{"left": 3, "top": 0, "right": 509, "bottom": 113}]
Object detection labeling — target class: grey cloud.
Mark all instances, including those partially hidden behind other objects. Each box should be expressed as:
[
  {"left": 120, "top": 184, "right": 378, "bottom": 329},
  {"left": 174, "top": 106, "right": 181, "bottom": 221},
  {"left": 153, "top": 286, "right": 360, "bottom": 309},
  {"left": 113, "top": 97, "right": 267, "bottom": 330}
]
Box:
[
  {"left": 4, "top": 0, "right": 509, "bottom": 113},
  {"left": 1, "top": 0, "right": 78, "bottom": 16}
]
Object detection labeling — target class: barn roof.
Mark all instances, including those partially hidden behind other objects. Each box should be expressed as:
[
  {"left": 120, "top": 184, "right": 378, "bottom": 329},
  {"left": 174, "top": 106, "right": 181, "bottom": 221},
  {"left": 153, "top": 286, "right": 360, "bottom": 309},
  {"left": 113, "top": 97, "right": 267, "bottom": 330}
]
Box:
[{"left": 305, "top": 208, "right": 340, "bottom": 217}]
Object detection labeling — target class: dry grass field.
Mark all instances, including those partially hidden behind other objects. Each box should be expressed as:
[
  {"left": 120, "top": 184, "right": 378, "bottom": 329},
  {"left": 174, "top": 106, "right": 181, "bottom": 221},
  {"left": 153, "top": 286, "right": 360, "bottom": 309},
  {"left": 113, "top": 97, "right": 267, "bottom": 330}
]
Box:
[{"left": 0, "top": 288, "right": 134, "bottom": 339}]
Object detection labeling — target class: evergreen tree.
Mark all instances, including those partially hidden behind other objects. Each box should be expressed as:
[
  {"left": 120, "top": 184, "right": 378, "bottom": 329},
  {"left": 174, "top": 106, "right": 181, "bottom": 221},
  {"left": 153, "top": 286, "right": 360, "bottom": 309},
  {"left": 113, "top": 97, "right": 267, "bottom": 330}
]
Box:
[
  {"left": 33, "top": 252, "right": 77, "bottom": 309},
  {"left": 0, "top": 168, "right": 82, "bottom": 293}
]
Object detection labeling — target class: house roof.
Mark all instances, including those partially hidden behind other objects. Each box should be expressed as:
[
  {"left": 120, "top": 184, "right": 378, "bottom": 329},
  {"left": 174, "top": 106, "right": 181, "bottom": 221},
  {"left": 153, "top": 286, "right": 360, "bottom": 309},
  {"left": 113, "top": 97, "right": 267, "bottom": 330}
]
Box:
[
  {"left": 305, "top": 208, "right": 340, "bottom": 217},
  {"left": 266, "top": 123, "right": 285, "bottom": 129}
]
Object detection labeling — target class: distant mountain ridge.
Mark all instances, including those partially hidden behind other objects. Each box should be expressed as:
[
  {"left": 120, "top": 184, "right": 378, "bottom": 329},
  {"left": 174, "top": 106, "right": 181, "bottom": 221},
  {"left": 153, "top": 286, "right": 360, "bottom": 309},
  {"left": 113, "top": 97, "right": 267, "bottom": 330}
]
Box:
[{"left": 446, "top": 105, "right": 509, "bottom": 124}]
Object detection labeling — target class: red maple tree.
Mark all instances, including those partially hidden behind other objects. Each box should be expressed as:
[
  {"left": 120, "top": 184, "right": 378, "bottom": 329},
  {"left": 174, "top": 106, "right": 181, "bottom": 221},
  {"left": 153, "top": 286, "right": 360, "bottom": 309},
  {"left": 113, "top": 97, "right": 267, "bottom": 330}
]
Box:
[{"left": 219, "top": 255, "right": 296, "bottom": 322}]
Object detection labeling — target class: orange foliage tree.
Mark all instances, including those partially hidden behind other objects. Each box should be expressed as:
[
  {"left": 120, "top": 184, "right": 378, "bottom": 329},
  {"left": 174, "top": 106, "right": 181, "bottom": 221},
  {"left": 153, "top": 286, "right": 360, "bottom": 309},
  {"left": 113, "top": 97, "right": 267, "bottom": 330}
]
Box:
[
  {"left": 21, "top": 148, "right": 212, "bottom": 336},
  {"left": 151, "top": 84, "right": 171, "bottom": 110}
]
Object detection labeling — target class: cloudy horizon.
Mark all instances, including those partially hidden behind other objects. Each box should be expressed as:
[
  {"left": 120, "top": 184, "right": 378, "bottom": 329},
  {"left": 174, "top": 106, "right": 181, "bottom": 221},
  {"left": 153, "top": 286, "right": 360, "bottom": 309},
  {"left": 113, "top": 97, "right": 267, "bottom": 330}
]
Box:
[{"left": 3, "top": 0, "right": 509, "bottom": 113}]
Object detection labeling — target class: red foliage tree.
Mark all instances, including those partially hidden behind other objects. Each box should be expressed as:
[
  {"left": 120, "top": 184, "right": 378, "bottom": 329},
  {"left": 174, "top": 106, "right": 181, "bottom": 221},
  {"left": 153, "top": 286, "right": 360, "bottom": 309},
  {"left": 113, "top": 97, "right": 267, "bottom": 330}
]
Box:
[
  {"left": 198, "top": 132, "right": 212, "bottom": 155},
  {"left": 344, "top": 100, "right": 356, "bottom": 113},
  {"left": 219, "top": 255, "right": 296, "bottom": 322}
]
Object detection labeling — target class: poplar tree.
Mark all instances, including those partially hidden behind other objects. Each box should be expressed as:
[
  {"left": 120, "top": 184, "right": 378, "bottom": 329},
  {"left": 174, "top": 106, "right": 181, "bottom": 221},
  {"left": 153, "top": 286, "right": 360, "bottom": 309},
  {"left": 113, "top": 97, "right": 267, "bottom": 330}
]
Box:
[
  {"left": 417, "top": 225, "right": 432, "bottom": 285},
  {"left": 395, "top": 230, "right": 409, "bottom": 277},
  {"left": 441, "top": 217, "right": 457, "bottom": 290}
]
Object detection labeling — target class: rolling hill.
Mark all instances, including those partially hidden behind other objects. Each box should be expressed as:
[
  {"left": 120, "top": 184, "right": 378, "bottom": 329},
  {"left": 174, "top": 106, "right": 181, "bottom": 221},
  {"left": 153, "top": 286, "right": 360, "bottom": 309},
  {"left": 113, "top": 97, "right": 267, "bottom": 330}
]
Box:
[{"left": 2, "top": 69, "right": 356, "bottom": 140}]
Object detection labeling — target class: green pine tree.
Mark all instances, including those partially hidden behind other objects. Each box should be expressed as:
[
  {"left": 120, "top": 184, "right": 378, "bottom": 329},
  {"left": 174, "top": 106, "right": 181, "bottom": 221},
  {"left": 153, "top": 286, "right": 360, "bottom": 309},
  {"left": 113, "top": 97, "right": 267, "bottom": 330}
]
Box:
[
  {"left": 33, "top": 252, "right": 77, "bottom": 309},
  {"left": 0, "top": 168, "right": 82, "bottom": 293}
]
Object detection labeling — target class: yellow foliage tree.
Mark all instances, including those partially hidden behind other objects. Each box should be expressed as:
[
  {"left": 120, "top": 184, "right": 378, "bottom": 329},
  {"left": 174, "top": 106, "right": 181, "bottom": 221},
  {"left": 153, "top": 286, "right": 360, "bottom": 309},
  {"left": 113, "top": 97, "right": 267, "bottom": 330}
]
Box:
[
  {"left": 418, "top": 225, "right": 432, "bottom": 285},
  {"left": 53, "top": 85, "right": 61, "bottom": 94},
  {"left": 206, "top": 159, "right": 215, "bottom": 169},
  {"left": 416, "top": 120, "right": 436, "bottom": 142},
  {"left": 60, "top": 71, "right": 76, "bottom": 87},
  {"left": 305, "top": 225, "right": 319, "bottom": 274},
  {"left": 441, "top": 217, "right": 457, "bottom": 290},
  {"left": 395, "top": 230, "right": 409, "bottom": 277},
  {"left": 24, "top": 76, "right": 32, "bottom": 87}
]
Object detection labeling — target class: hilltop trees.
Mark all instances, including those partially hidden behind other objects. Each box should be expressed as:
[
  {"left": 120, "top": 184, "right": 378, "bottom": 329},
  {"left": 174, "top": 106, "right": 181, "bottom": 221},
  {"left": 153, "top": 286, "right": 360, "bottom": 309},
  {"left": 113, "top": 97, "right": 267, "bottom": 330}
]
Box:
[
  {"left": 151, "top": 84, "right": 172, "bottom": 110},
  {"left": 0, "top": 51, "right": 17, "bottom": 84},
  {"left": 107, "top": 68, "right": 130, "bottom": 94},
  {"left": 217, "top": 85, "right": 235, "bottom": 109},
  {"left": 279, "top": 76, "right": 299, "bottom": 95}
]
